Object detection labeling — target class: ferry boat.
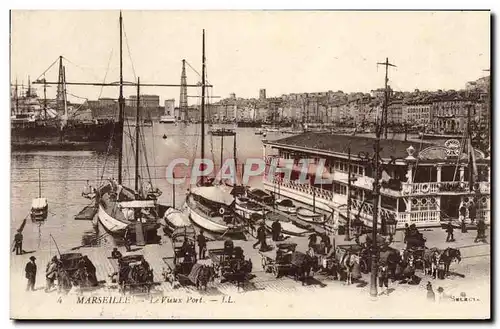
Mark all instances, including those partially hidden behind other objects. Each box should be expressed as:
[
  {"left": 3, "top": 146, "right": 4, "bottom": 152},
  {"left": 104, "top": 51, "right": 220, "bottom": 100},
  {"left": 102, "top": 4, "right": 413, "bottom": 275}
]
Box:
[{"left": 262, "top": 132, "right": 490, "bottom": 228}]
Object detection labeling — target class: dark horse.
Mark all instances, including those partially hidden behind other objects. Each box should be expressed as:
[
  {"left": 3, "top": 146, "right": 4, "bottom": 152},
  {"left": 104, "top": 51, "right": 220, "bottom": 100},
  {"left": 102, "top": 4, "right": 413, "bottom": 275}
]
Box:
[
  {"left": 439, "top": 248, "right": 461, "bottom": 277},
  {"left": 195, "top": 265, "right": 216, "bottom": 291},
  {"left": 292, "top": 251, "right": 320, "bottom": 285}
]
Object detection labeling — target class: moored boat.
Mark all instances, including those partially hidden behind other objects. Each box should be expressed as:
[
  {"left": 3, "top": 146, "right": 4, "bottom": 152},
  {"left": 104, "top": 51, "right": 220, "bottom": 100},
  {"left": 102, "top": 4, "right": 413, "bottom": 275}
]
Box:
[
  {"left": 296, "top": 207, "right": 325, "bottom": 224},
  {"left": 234, "top": 196, "right": 267, "bottom": 220},
  {"left": 275, "top": 199, "right": 296, "bottom": 214},
  {"left": 264, "top": 219, "right": 309, "bottom": 237},
  {"left": 163, "top": 207, "right": 193, "bottom": 235},
  {"left": 31, "top": 197, "right": 48, "bottom": 221},
  {"left": 185, "top": 186, "right": 243, "bottom": 234}
]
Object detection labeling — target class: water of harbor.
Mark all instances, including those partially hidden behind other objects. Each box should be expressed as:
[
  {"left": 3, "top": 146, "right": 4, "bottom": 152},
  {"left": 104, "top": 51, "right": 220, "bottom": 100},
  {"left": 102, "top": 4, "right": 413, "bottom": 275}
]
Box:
[
  {"left": 10, "top": 125, "right": 423, "bottom": 251},
  {"left": 10, "top": 125, "right": 274, "bottom": 251}
]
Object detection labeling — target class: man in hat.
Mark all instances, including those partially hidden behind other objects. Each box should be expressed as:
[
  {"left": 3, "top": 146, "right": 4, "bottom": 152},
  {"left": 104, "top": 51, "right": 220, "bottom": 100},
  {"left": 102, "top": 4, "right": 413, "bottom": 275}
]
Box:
[
  {"left": 378, "top": 260, "right": 389, "bottom": 296},
  {"left": 13, "top": 230, "right": 23, "bottom": 255},
  {"left": 445, "top": 220, "right": 455, "bottom": 242},
  {"left": 25, "top": 256, "right": 37, "bottom": 291},
  {"left": 474, "top": 219, "right": 487, "bottom": 243},
  {"left": 271, "top": 219, "right": 282, "bottom": 242},
  {"left": 123, "top": 226, "right": 133, "bottom": 252},
  {"left": 111, "top": 247, "right": 122, "bottom": 259},
  {"left": 197, "top": 230, "right": 207, "bottom": 260},
  {"left": 253, "top": 221, "right": 268, "bottom": 251}
]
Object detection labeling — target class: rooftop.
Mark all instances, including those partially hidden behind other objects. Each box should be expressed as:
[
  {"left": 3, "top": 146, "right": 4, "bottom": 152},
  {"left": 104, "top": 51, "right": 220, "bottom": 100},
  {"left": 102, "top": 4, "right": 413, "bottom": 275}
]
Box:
[{"left": 265, "top": 132, "right": 430, "bottom": 160}]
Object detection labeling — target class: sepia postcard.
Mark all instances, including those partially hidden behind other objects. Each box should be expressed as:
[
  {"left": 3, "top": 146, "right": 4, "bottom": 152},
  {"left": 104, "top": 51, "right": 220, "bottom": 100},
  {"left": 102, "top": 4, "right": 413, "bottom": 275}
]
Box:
[{"left": 9, "top": 10, "right": 491, "bottom": 319}]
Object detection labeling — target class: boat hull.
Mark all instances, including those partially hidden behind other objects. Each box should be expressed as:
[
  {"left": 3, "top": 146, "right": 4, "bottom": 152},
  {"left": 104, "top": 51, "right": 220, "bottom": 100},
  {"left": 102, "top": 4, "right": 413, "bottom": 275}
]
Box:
[
  {"left": 31, "top": 206, "right": 48, "bottom": 221},
  {"left": 234, "top": 203, "right": 266, "bottom": 220},
  {"left": 97, "top": 204, "right": 129, "bottom": 232},
  {"left": 185, "top": 201, "right": 229, "bottom": 233}
]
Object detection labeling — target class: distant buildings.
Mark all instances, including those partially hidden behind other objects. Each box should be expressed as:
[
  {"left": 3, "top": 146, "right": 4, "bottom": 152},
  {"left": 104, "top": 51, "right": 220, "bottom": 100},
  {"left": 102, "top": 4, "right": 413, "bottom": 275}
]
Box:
[{"left": 127, "top": 94, "right": 160, "bottom": 108}]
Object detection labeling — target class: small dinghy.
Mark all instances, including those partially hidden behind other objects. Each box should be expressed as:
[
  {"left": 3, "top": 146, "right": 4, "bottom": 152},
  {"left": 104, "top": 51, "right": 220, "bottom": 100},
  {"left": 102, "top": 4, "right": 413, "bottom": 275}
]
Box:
[
  {"left": 296, "top": 207, "right": 325, "bottom": 224},
  {"left": 275, "top": 199, "right": 296, "bottom": 214},
  {"left": 31, "top": 197, "right": 48, "bottom": 221},
  {"left": 235, "top": 196, "right": 267, "bottom": 220},
  {"left": 163, "top": 207, "right": 193, "bottom": 235},
  {"left": 265, "top": 219, "right": 309, "bottom": 237},
  {"left": 31, "top": 169, "right": 48, "bottom": 221}
]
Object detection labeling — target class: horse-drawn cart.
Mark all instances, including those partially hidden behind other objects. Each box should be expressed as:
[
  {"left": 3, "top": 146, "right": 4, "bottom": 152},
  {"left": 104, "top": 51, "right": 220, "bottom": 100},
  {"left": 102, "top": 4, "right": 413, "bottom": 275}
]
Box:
[
  {"left": 58, "top": 253, "right": 98, "bottom": 291},
  {"left": 110, "top": 254, "right": 154, "bottom": 294},
  {"left": 208, "top": 241, "right": 253, "bottom": 286},
  {"left": 259, "top": 242, "right": 297, "bottom": 278},
  {"left": 162, "top": 227, "right": 198, "bottom": 286}
]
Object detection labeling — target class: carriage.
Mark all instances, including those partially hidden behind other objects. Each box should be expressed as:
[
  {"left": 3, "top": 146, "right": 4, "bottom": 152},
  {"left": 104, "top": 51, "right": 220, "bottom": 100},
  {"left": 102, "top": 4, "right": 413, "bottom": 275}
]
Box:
[
  {"left": 162, "top": 227, "right": 198, "bottom": 285},
  {"left": 259, "top": 242, "right": 297, "bottom": 278},
  {"left": 58, "top": 253, "right": 98, "bottom": 290},
  {"left": 208, "top": 242, "right": 253, "bottom": 284},
  {"left": 110, "top": 254, "right": 154, "bottom": 294}
]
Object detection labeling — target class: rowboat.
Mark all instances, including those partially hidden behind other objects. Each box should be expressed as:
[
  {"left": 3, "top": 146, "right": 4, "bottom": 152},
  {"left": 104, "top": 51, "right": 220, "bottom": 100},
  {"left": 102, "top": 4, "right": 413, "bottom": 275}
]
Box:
[
  {"left": 31, "top": 197, "right": 48, "bottom": 221},
  {"left": 264, "top": 219, "right": 309, "bottom": 237},
  {"left": 275, "top": 199, "right": 296, "bottom": 214},
  {"left": 163, "top": 207, "right": 193, "bottom": 235},
  {"left": 234, "top": 196, "right": 267, "bottom": 220},
  {"left": 296, "top": 207, "right": 325, "bottom": 224}
]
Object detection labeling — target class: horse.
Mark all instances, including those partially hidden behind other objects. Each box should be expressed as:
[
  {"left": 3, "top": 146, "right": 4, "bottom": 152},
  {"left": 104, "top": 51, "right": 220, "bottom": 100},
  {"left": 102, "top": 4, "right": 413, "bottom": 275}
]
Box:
[
  {"left": 195, "top": 265, "right": 216, "bottom": 291},
  {"left": 335, "top": 249, "right": 361, "bottom": 285},
  {"left": 292, "top": 251, "right": 320, "bottom": 285},
  {"left": 422, "top": 248, "right": 440, "bottom": 278},
  {"left": 439, "top": 248, "right": 461, "bottom": 277}
]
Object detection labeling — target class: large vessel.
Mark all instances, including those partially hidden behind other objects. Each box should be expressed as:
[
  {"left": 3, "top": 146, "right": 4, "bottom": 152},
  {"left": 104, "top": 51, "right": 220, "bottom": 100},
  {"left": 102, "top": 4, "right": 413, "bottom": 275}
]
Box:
[{"left": 11, "top": 63, "right": 121, "bottom": 153}]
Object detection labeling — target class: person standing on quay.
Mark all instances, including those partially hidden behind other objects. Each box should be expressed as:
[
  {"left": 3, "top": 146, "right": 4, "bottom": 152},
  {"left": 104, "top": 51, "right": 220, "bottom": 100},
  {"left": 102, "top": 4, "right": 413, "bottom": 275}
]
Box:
[
  {"left": 475, "top": 219, "right": 487, "bottom": 243},
  {"left": 25, "top": 256, "right": 37, "bottom": 291},
  {"left": 13, "top": 230, "right": 23, "bottom": 255},
  {"left": 197, "top": 230, "right": 207, "bottom": 259},
  {"left": 253, "top": 222, "right": 268, "bottom": 251},
  {"left": 445, "top": 220, "right": 455, "bottom": 242}
]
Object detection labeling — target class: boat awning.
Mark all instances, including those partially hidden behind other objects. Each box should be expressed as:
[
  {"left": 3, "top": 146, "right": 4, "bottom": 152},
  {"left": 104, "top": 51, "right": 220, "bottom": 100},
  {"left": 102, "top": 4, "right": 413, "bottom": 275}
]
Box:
[
  {"left": 190, "top": 186, "right": 234, "bottom": 206},
  {"left": 31, "top": 198, "right": 47, "bottom": 209},
  {"left": 119, "top": 200, "right": 156, "bottom": 208}
]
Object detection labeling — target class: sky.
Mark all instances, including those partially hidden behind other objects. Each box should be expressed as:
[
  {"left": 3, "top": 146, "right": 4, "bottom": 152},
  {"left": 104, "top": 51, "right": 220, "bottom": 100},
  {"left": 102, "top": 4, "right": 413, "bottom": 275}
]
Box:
[{"left": 10, "top": 10, "right": 490, "bottom": 105}]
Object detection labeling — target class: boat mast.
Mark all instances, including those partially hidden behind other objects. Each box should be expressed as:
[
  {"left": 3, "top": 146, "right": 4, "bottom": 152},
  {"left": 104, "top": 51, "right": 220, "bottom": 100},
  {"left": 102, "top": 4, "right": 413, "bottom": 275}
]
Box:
[
  {"left": 135, "top": 77, "right": 141, "bottom": 192},
  {"left": 14, "top": 78, "right": 18, "bottom": 115},
  {"left": 233, "top": 132, "right": 237, "bottom": 185},
  {"left": 43, "top": 78, "right": 47, "bottom": 119},
  {"left": 38, "top": 169, "right": 41, "bottom": 198},
  {"left": 62, "top": 66, "right": 68, "bottom": 126},
  {"left": 200, "top": 29, "right": 206, "bottom": 184},
  {"left": 117, "top": 11, "right": 125, "bottom": 185}
]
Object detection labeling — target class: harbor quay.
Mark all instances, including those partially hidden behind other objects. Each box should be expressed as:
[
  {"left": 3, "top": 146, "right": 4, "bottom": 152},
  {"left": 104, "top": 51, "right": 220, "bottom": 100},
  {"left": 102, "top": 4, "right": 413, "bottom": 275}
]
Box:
[{"left": 11, "top": 214, "right": 490, "bottom": 309}]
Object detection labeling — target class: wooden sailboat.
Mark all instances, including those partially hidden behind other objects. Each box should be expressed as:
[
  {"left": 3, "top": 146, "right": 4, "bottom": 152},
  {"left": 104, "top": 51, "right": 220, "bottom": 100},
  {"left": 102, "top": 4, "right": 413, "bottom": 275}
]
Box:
[
  {"left": 184, "top": 30, "right": 244, "bottom": 234},
  {"left": 31, "top": 169, "right": 48, "bottom": 221},
  {"left": 93, "top": 13, "right": 161, "bottom": 241}
]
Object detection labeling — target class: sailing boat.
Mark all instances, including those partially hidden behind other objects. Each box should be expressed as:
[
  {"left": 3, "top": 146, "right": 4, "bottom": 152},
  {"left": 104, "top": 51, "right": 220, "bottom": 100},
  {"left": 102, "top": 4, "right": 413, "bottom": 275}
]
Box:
[
  {"left": 184, "top": 30, "right": 244, "bottom": 235},
  {"left": 93, "top": 13, "right": 161, "bottom": 240},
  {"left": 31, "top": 169, "right": 48, "bottom": 222}
]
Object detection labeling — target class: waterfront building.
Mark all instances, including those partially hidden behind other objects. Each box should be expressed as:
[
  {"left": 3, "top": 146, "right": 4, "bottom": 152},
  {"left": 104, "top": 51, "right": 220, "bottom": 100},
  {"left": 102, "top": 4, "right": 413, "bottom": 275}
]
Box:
[
  {"left": 263, "top": 133, "right": 490, "bottom": 228},
  {"left": 127, "top": 94, "right": 160, "bottom": 108}
]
